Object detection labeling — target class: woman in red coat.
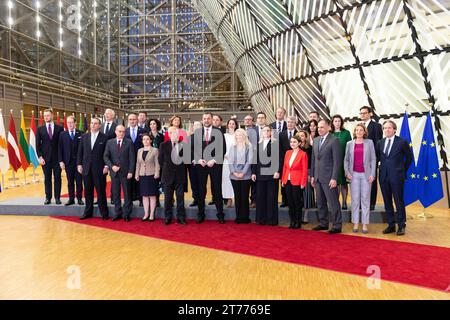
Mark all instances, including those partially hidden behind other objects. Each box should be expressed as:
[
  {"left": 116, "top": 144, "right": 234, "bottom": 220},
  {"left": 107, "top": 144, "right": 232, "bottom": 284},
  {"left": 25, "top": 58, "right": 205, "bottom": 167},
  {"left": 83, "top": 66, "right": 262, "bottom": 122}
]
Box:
[{"left": 282, "top": 133, "right": 308, "bottom": 229}]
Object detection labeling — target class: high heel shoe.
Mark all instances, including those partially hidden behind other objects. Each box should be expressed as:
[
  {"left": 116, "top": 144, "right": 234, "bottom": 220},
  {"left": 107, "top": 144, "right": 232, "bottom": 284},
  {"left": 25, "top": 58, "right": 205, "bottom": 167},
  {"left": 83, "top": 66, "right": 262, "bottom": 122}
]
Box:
[
  {"left": 141, "top": 216, "right": 150, "bottom": 221},
  {"left": 149, "top": 216, "right": 155, "bottom": 222}
]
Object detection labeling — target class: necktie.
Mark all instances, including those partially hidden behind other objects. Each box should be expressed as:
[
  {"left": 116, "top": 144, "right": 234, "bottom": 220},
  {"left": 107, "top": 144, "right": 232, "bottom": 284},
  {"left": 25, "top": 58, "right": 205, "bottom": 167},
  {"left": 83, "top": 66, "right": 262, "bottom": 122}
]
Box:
[
  {"left": 288, "top": 131, "right": 292, "bottom": 140},
  {"left": 132, "top": 128, "right": 136, "bottom": 142},
  {"left": 205, "top": 128, "right": 209, "bottom": 145},
  {"left": 70, "top": 131, "right": 74, "bottom": 140},
  {"left": 117, "top": 140, "right": 121, "bottom": 152},
  {"left": 47, "top": 124, "right": 53, "bottom": 139},
  {"left": 385, "top": 138, "right": 391, "bottom": 156},
  {"left": 105, "top": 122, "right": 110, "bottom": 134},
  {"left": 278, "top": 122, "right": 281, "bottom": 133},
  {"left": 319, "top": 136, "right": 325, "bottom": 150}
]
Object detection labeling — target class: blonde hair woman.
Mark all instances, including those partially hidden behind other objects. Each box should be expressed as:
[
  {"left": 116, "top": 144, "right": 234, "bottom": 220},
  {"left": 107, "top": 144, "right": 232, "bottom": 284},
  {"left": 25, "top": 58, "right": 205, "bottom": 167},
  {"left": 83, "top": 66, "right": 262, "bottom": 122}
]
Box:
[{"left": 228, "top": 128, "right": 253, "bottom": 223}]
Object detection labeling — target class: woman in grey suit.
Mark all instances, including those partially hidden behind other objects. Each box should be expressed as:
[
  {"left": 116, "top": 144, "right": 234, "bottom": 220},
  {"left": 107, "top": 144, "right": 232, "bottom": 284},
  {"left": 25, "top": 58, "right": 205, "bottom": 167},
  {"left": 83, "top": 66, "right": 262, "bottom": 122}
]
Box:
[{"left": 344, "top": 123, "right": 376, "bottom": 234}]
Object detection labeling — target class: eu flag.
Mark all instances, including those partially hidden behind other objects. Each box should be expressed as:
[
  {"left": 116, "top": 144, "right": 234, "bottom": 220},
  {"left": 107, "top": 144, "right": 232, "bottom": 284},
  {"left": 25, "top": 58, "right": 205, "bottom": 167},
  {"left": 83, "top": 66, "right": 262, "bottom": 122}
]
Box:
[
  {"left": 416, "top": 112, "right": 443, "bottom": 208},
  {"left": 399, "top": 112, "right": 418, "bottom": 206}
]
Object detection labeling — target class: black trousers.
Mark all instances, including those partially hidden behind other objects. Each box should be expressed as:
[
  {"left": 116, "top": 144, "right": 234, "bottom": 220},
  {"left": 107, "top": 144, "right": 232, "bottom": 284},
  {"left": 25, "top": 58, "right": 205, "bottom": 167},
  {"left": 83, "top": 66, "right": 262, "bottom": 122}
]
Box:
[
  {"left": 111, "top": 174, "right": 133, "bottom": 218},
  {"left": 188, "top": 164, "right": 199, "bottom": 202},
  {"left": 370, "top": 167, "right": 378, "bottom": 207},
  {"left": 163, "top": 182, "right": 186, "bottom": 220},
  {"left": 65, "top": 162, "right": 83, "bottom": 201},
  {"left": 231, "top": 179, "right": 251, "bottom": 223},
  {"left": 285, "top": 181, "right": 303, "bottom": 224},
  {"left": 42, "top": 161, "right": 62, "bottom": 200},
  {"left": 255, "top": 179, "right": 279, "bottom": 225},
  {"left": 196, "top": 164, "right": 224, "bottom": 219},
  {"left": 380, "top": 181, "right": 406, "bottom": 229},
  {"left": 250, "top": 180, "right": 257, "bottom": 203},
  {"left": 83, "top": 170, "right": 108, "bottom": 217}
]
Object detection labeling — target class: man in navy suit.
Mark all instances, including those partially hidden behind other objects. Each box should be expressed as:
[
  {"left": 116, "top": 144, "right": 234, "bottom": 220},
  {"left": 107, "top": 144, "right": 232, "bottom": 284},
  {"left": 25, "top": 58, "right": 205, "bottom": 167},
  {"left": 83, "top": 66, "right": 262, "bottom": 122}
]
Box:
[
  {"left": 271, "top": 107, "right": 288, "bottom": 134},
  {"left": 77, "top": 118, "right": 109, "bottom": 220},
  {"left": 126, "top": 113, "right": 146, "bottom": 204},
  {"left": 377, "top": 120, "right": 413, "bottom": 236},
  {"left": 36, "top": 109, "right": 64, "bottom": 205},
  {"left": 360, "top": 106, "right": 383, "bottom": 210},
  {"left": 58, "top": 115, "right": 84, "bottom": 206}
]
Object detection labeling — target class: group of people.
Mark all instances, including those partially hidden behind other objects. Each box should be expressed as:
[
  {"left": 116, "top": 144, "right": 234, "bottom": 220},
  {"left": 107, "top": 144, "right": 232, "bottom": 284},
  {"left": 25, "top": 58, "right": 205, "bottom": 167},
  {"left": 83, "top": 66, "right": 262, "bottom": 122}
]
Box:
[{"left": 36, "top": 105, "right": 413, "bottom": 235}]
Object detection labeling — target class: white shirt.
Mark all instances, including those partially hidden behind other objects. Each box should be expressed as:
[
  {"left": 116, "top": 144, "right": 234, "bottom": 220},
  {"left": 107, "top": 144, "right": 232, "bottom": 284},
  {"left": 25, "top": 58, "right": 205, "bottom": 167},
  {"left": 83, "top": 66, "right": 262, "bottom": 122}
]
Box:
[
  {"left": 104, "top": 122, "right": 112, "bottom": 134},
  {"left": 287, "top": 129, "right": 295, "bottom": 140},
  {"left": 288, "top": 150, "right": 298, "bottom": 180},
  {"left": 263, "top": 139, "right": 270, "bottom": 150},
  {"left": 319, "top": 133, "right": 329, "bottom": 147},
  {"left": 364, "top": 119, "right": 372, "bottom": 128},
  {"left": 91, "top": 131, "right": 99, "bottom": 149}
]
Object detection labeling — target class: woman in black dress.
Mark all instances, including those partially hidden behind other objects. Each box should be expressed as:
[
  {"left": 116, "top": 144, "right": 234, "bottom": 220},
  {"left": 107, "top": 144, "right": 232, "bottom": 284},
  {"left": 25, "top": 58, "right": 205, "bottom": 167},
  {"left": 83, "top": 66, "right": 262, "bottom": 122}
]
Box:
[{"left": 135, "top": 134, "right": 160, "bottom": 221}]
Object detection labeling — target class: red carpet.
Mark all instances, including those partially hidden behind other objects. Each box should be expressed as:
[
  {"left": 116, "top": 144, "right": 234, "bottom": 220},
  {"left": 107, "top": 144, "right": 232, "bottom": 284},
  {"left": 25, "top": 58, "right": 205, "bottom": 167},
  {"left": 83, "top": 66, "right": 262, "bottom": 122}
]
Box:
[
  {"left": 61, "top": 181, "right": 120, "bottom": 199},
  {"left": 53, "top": 216, "right": 450, "bottom": 292}
]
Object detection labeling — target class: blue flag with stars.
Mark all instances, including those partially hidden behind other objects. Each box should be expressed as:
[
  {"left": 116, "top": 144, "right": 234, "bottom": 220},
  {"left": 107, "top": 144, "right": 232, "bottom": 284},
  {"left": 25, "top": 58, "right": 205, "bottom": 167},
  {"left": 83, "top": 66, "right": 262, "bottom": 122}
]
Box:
[
  {"left": 416, "top": 112, "right": 443, "bottom": 208},
  {"left": 399, "top": 112, "right": 418, "bottom": 206}
]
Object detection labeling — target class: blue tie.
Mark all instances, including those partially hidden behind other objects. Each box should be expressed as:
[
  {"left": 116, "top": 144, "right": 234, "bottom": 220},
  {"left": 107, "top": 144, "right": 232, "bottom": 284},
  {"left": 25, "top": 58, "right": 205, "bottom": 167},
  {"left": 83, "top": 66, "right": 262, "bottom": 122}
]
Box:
[
  {"left": 132, "top": 128, "right": 136, "bottom": 142},
  {"left": 70, "top": 131, "right": 74, "bottom": 140}
]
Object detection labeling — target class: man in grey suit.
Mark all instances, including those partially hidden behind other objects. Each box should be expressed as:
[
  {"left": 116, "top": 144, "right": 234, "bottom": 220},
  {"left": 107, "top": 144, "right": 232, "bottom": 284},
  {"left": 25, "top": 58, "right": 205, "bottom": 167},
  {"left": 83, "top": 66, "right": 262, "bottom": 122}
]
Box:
[
  {"left": 311, "top": 119, "right": 343, "bottom": 234},
  {"left": 104, "top": 125, "right": 136, "bottom": 222}
]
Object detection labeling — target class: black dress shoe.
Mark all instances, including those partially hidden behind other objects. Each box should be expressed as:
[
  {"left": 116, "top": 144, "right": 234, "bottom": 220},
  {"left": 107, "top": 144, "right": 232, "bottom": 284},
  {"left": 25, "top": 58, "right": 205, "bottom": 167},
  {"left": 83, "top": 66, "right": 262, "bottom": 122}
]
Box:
[
  {"left": 55, "top": 199, "right": 62, "bottom": 205},
  {"left": 94, "top": 201, "right": 98, "bottom": 205},
  {"left": 124, "top": 216, "right": 131, "bottom": 222},
  {"left": 292, "top": 223, "right": 301, "bottom": 229},
  {"left": 189, "top": 201, "right": 198, "bottom": 207},
  {"left": 77, "top": 199, "right": 84, "bottom": 205},
  {"left": 65, "top": 200, "right": 75, "bottom": 206},
  {"left": 396, "top": 227, "right": 406, "bottom": 236},
  {"left": 383, "top": 225, "right": 396, "bottom": 234},
  {"left": 208, "top": 200, "right": 215, "bottom": 205},
  {"left": 196, "top": 216, "right": 205, "bottom": 224},
  {"left": 218, "top": 217, "right": 225, "bottom": 224},
  {"left": 312, "top": 225, "right": 328, "bottom": 231},
  {"left": 328, "top": 228, "right": 342, "bottom": 234},
  {"left": 44, "top": 199, "right": 51, "bottom": 205},
  {"left": 80, "top": 214, "right": 92, "bottom": 220},
  {"left": 112, "top": 216, "right": 122, "bottom": 221},
  {"left": 280, "top": 202, "right": 288, "bottom": 208},
  {"left": 102, "top": 216, "right": 109, "bottom": 220},
  {"left": 301, "top": 220, "right": 308, "bottom": 225},
  {"left": 110, "top": 200, "right": 114, "bottom": 205},
  {"left": 165, "top": 219, "right": 172, "bottom": 225},
  {"left": 288, "top": 222, "right": 294, "bottom": 229},
  {"left": 177, "top": 219, "right": 186, "bottom": 225},
  {"left": 342, "top": 203, "right": 348, "bottom": 210}
]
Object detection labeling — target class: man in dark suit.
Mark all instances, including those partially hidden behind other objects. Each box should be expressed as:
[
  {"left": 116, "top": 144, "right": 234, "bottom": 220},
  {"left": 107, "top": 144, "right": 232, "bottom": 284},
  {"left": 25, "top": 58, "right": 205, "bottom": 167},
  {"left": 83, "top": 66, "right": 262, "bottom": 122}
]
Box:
[
  {"left": 377, "top": 120, "right": 413, "bottom": 236},
  {"left": 138, "top": 112, "right": 150, "bottom": 132},
  {"left": 311, "top": 119, "right": 343, "bottom": 234},
  {"left": 36, "top": 109, "right": 64, "bottom": 205},
  {"left": 191, "top": 112, "right": 226, "bottom": 224},
  {"left": 255, "top": 112, "right": 267, "bottom": 142},
  {"left": 278, "top": 116, "right": 298, "bottom": 207},
  {"left": 125, "top": 113, "right": 146, "bottom": 205},
  {"left": 159, "top": 127, "right": 187, "bottom": 225},
  {"left": 101, "top": 108, "right": 117, "bottom": 204},
  {"left": 58, "top": 115, "right": 84, "bottom": 206},
  {"left": 77, "top": 117, "right": 109, "bottom": 220},
  {"left": 244, "top": 114, "right": 258, "bottom": 207},
  {"left": 100, "top": 108, "right": 117, "bottom": 140},
  {"left": 212, "top": 114, "right": 226, "bottom": 134},
  {"left": 271, "top": 107, "right": 287, "bottom": 134},
  {"left": 104, "top": 125, "right": 136, "bottom": 222},
  {"left": 302, "top": 110, "right": 320, "bottom": 130},
  {"left": 360, "top": 106, "right": 383, "bottom": 210}
]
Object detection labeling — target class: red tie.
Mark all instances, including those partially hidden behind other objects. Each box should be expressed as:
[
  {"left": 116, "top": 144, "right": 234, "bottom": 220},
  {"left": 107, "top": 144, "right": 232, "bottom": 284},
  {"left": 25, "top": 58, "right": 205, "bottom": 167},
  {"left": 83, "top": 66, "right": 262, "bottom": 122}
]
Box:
[{"left": 205, "top": 128, "right": 209, "bottom": 145}]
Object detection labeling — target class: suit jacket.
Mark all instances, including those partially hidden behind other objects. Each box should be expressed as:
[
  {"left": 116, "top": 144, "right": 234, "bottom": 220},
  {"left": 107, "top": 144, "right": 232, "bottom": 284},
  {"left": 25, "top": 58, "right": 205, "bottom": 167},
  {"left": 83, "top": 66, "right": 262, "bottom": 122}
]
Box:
[
  {"left": 159, "top": 140, "right": 187, "bottom": 185},
  {"left": 251, "top": 140, "right": 281, "bottom": 181},
  {"left": 103, "top": 138, "right": 136, "bottom": 178},
  {"left": 271, "top": 120, "right": 287, "bottom": 133},
  {"left": 58, "top": 129, "right": 83, "bottom": 165},
  {"left": 377, "top": 136, "right": 413, "bottom": 184},
  {"left": 36, "top": 123, "right": 64, "bottom": 163},
  {"left": 126, "top": 126, "right": 146, "bottom": 152},
  {"left": 343, "top": 139, "right": 377, "bottom": 180},
  {"left": 367, "top": 120, "right": 383, "bottom": 147},
  {"left": 311, "top": 134, "right": 342, "bottom": 183},
  {"left": 191, "top": 126, "right": 226, "bottom": 164},
  {"left": 77, "top": 132, "right": 108, "bottom": 176},
  {"left": 279, "top": 129, "right": 298, "bottom": 160},
  {"left": 100, "top": 121, "right": 117, "bottom": 140},
  {"left": 135, "top": 147, "right": 160, "bottom": 177},
  {"left": 281, "top": 149, "right": 308, "bottom": 186}
]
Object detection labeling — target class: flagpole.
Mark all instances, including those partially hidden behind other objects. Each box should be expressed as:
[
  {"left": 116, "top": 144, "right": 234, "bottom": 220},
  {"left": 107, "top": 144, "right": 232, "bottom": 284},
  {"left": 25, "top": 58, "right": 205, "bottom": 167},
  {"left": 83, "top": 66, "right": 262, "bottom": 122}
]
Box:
[
  {"left": 1, "top": 173, "right": 6, "bottom": 190},
  {"left": 31, "top": 166, "right": 39, "bottom": 183},
  {"left": 23, "top": 167, "right": 29, "bottom": 185},
  {"left": 9, "top": 170, "right": 18, "bottom": 188}
]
